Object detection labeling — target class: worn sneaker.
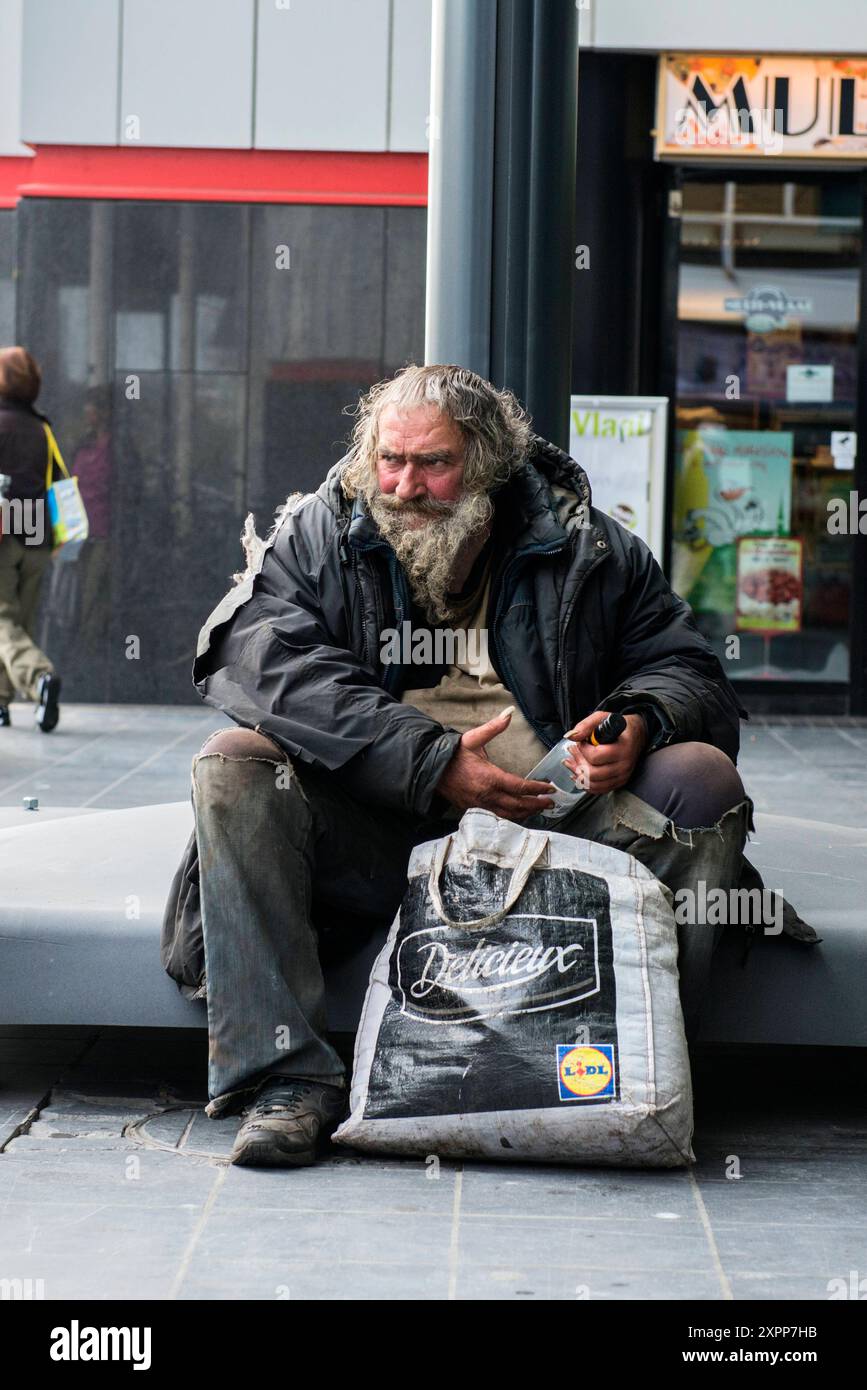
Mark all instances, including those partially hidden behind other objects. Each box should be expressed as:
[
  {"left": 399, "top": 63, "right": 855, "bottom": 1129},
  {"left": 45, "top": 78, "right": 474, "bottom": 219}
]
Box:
[
  {"left": 35, "top": 674, "right": 61, "bottom": 733},
  {"left": 229, "top": 1076, "right": 346, "bottom": 1169}
]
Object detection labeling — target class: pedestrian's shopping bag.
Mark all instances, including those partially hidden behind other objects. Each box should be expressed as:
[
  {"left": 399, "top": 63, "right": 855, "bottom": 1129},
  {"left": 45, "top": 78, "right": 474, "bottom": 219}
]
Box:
[
  {"left": 333, "top": 808, "right": 694, "bottom": 1167},
  {"left": 44, "top": 424, "right": 89, "bottom": 549}
]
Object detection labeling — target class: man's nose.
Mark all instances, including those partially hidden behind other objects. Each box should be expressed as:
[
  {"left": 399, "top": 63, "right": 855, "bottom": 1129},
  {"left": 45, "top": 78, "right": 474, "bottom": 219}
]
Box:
[{"left": 394, "top": 463, "right": 427, "bottom": 500}]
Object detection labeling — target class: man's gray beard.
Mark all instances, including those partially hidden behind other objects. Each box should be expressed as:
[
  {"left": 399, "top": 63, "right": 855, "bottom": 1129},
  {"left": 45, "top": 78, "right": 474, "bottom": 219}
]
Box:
[{"left": 367, "top": 488, "right": 493, "bottom": 624}]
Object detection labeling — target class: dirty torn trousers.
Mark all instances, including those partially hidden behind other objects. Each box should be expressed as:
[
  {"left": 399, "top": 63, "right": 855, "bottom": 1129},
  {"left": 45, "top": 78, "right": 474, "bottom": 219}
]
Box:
[{"left": 193, "top": 732, "right": 751, "bottom": 1117}]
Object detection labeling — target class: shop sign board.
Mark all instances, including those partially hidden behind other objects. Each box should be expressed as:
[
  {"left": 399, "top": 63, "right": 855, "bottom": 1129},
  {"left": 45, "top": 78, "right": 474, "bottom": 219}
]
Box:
[{"left": 656, "top": 55, "right": 867, "bottom": 161}]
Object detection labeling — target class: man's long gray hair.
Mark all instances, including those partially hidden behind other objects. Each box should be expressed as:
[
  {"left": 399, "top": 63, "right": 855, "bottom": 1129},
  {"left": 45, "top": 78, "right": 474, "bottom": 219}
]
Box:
[{"left": 340, "top": 363, "right": 532, "bottom": 500}]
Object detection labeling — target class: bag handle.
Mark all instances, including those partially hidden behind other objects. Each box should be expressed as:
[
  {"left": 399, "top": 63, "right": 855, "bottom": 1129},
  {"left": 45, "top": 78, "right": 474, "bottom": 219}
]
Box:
[
  {"left": 44, "top": 424, "right": 70, "bottom": 489},
  {"left": 427, "top": 828, "right": 550, "bottom": 931}
]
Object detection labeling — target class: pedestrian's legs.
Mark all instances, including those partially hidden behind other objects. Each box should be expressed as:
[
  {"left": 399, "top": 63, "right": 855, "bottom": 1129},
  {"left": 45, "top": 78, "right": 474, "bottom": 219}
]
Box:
[
  {"left": 557, "top": 742, "right": 752, "bottom": 1041},
  {"left": 193, "top": 727, "right": 424, "bottom": 1117},
  {"left": 0, "top": 534, "right": 23, "bottom": 702},
  {"left": 0, "top": 536, "right": 54, "bottom": 701}
]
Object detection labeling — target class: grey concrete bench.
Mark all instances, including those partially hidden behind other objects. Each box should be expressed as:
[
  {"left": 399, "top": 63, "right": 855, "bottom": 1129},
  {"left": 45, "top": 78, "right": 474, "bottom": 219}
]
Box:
[{"left": 1, "top": 802, "right": 865, "bottom": 1046}]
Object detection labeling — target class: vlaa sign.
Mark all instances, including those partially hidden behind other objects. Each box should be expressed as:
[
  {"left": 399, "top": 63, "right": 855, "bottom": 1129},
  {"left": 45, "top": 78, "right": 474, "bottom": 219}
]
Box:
[{"left": 656, "top": 55, "right": 867, "bottom": 160}]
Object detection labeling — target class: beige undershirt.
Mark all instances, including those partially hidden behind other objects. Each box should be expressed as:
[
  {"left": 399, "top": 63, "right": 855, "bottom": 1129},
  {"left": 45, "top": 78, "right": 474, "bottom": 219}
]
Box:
[{"left": 401, "top": 572, "right": 549, "bottom": 785}]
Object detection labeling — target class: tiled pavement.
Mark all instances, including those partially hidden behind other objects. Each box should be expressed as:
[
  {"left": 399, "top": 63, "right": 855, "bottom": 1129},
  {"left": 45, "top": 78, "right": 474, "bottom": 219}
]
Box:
[
  {"left": 0, "top": 705, "right": 865, "bottom": 1300},
  {"left": 1, "top": 1037, "right": 864, "bottom": 1301},
  {"left": 0, "top": 702, "right": 219, "bottom": 812}
]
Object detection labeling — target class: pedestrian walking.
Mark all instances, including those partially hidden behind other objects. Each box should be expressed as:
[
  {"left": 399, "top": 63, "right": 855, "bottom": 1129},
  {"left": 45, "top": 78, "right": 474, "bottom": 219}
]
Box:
[{"left": 0, "top": 346, "right": 62, "bottom": 731}]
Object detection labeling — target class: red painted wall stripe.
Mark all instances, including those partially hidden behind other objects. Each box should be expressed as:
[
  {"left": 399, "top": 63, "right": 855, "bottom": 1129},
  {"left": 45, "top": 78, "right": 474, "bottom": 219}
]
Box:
[
  {"left": 0, "top": 156, "right": 29, "bottom": 208},
  {"left": 0, "top": 146, "right": 429, "bottom": 208}
]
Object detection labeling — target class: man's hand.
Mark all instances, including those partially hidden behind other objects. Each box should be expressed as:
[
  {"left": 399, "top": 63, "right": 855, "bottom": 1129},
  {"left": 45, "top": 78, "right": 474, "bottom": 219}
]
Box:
[
  {"left": 561, "top": 710, "right": 647, "bottom": 796},
  {"left": 436, "top": 708, "right": 556, "bottom": 821}
]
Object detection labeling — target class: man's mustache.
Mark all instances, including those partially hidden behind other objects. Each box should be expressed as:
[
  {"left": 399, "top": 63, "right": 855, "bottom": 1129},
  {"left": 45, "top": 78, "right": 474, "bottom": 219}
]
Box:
[{"left": 374, "top": 493, "right": 458, "bottom": 518}]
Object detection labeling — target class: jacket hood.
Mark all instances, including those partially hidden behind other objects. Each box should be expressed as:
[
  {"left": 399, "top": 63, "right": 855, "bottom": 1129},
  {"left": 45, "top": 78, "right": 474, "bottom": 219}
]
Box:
[{"left": 514, "top": 434, "right": 593, "bottom": 543}]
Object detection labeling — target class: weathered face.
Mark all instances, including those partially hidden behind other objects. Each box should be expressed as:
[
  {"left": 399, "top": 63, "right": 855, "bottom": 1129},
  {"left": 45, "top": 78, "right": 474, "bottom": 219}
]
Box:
[
  {"left": 375, "top": 405, "right": 467, "bottom": 527},
  {"left": 368, "top": 401, "right": 494, "bottom": 623}
]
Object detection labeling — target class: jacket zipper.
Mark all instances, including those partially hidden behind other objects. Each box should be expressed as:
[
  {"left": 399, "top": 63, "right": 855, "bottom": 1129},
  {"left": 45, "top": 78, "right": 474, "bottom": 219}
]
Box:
[
  {"left": 490, "top": 543, "right": 565, "bottom": 746},
  {"left": 555, "top": 548, "right": 611, "bottom": 726}
]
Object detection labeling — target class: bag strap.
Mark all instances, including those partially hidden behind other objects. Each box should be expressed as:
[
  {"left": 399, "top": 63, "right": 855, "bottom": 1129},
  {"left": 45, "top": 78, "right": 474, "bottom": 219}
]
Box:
[
  {"left": 44, "top": 424, "right": 70, "bottom": 488},
  {"left": 427, "top": 829, "right": 550, "bottom": 931}
]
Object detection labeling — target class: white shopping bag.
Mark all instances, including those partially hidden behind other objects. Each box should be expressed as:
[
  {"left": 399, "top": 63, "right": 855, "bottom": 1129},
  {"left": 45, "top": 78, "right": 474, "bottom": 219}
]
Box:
[{"left": 333, "top": 808, "right": 694, "bottom": 1167}]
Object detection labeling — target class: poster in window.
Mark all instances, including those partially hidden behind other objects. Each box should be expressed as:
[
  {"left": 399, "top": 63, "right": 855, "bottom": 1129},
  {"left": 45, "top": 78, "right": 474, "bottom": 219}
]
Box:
[
  {"left": 672, "top": 427, "right": 793, "bottom": 614},
  {"left": 568, "top": 397, "right": 668, "bottom": 563},
  {"left": 736, "top": 537, "right": 804, "bottom": 634}
]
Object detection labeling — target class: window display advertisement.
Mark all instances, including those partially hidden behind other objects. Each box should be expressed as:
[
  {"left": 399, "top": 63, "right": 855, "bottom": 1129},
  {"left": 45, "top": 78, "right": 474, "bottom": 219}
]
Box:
[
  {"left": 672, "top": 426, "right": 793, "bottom": 614},
  {"left": 736, "top": 536, "right": 804, "bottom": 634}
]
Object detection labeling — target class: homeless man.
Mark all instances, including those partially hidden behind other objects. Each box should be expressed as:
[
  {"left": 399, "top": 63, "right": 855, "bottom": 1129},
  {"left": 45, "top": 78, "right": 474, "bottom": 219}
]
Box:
[{"left": 162, "top": 363, "right": 814, "bottom": 1170}]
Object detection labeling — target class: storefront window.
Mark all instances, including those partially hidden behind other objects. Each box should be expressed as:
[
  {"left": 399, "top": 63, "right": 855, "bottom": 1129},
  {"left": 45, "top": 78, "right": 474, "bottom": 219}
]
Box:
[
  {"left": 670, "top": 176, "right": 860, "bottom": 682},
  {"left": 15, "top": 199, "right": 426, "bottom": 702}
]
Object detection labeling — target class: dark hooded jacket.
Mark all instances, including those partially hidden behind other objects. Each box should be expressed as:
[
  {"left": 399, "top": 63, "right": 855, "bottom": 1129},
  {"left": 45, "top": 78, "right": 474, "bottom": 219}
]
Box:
[
  {"left": 192, "top": 435, "right": 745, "bottom": 809},
  {"left": 162, "top": 434, "right": 817, "bottom": 993}
]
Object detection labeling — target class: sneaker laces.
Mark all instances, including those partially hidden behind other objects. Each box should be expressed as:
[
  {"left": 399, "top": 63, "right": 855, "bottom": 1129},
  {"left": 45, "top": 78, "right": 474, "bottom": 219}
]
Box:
[{"left": 248, "top": 1078, "right": 316, "bottom": 1118}]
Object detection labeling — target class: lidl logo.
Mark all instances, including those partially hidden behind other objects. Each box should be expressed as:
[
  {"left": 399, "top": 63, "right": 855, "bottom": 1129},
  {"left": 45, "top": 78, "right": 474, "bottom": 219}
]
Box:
[{"left": 557, "top": 1044, "right": 616, "bottom": 1102}]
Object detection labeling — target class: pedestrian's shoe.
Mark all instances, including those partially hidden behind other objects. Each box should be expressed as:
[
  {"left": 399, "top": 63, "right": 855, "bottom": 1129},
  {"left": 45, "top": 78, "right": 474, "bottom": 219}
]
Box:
[
  {"left": 229, "top": 1076, "right": 346, "bottom": 1169},
  {"left": 35, "top": 674, "right": 61, "bottom": 733},
  {"left": 0, "top": 705, "right": 10, "bottom": 727}
]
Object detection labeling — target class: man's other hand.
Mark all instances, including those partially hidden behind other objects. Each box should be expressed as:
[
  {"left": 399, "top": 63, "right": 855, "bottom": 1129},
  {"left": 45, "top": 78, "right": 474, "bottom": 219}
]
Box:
[
  {"left": 435, "top": 708, "right": 556, "bottom": 821},
  {"left": 561, "top": 710, "right": 648, "bottom": 795}
]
